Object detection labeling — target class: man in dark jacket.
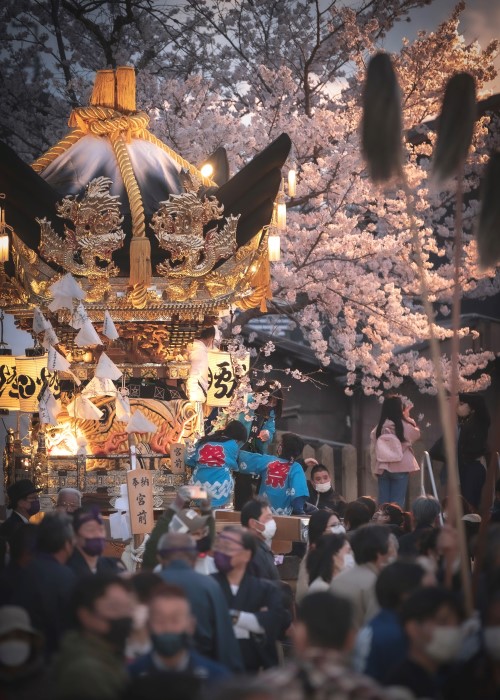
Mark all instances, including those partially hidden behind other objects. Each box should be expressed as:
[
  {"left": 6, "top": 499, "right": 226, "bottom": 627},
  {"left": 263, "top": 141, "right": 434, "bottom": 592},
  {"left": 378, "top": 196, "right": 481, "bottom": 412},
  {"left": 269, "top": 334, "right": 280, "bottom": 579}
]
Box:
[
  {"left": 129, "top": 582, "right": 230, "bottom": 685},
  {"left": 0, "top": 479, "right": 42, "bottom": 542},
  {"left": 156, "top": 531, "right": 243, "bottom": 672},
  {"left": 306, "top": 464, "right": 346, "bottom": 516},
  {"left": 12, "top": 512, "right": 76, "bottom": 657},
  {"left": 240, "top": 497, "right": 280, "bottom": 582},
  {"left": 212, "top": 525, "right": 291, "bottom": 672},
  {"left": 67, "top": 506, "right": 124, "bottom": 577}
]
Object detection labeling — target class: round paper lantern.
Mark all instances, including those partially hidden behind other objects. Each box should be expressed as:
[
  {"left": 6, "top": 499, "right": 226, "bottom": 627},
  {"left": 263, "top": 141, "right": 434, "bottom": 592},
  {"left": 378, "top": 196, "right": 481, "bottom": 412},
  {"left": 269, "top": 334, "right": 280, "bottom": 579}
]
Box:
[
  {"left": 15, "top": 355, "right": 61, "bottom": 412},
  {"left": 0, "top": 354, "right": 19, "bottom": 410}
]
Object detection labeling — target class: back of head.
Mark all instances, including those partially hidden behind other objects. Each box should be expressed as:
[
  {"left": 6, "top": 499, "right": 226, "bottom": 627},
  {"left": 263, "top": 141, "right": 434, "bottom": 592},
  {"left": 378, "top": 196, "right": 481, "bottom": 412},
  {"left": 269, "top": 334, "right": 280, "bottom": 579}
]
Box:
[
  {"left": 297, "top": 592, "right": 353, "bottom": 651},
  {"left": 350, "top": 524, "right": 390, "bottom": 564},
  {"left": 400, "top": 585, "right": 464, "bottom": 625},
  {"left": 356, "top": 496, "right": 377, "bottom": 518},
  {"left": 241, "top": 497, "right": 268, "bottom": 527},
  {"left": 197, "top": 326, "right": 216, "bottom": 343},
  {"left": 344, "top": 501, "right": 371, "bottom": 530},
  {"left": 376, "top": 395, "right": 404, "bottom": 440},
  {"left": 375, "top": 560, "right": 426, "bottom": 610},
  {"left": 224, "top": 420, "right": 248, "bottom": 444},
  {"left": 280, "top": 433, "right": 304, "bottom": 462},
  {"left": 37, "top": 512, "right": 74, "bottom": 554},
  {"left": 411, "top": 495, "right": 441, "bottom": 528},
  {"left": 157, "top": 532, "right": 197, "bottom": 564}
]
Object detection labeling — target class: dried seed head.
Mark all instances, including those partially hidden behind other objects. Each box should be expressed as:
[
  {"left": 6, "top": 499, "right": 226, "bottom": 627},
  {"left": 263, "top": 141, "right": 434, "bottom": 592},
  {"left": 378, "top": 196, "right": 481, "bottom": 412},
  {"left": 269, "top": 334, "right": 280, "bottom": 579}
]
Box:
[
  {"left": 361, "top": 52, "right": 403, "bottom": 184},
  {"left": 432, "top": 72, "right": 476, "bottom": 183},
  {"left": 477, "top": 152, "right": 500, "bottom": 270}
]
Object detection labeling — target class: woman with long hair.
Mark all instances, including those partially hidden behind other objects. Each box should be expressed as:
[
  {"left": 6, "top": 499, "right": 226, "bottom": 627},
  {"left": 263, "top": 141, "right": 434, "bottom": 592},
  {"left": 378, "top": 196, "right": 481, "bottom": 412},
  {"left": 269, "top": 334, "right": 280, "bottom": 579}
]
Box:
[
  {"left": 370, "top": 395, "right": 420, "bottom": 508},
  {"left": 372, "top": 502, "right": 412, "bottom": 538},
  {"left": 186, "top": 420, "right": 248, "bottom": 508},
  {"left": 306, "top": 533, "right": 353, "bottom": 593}
]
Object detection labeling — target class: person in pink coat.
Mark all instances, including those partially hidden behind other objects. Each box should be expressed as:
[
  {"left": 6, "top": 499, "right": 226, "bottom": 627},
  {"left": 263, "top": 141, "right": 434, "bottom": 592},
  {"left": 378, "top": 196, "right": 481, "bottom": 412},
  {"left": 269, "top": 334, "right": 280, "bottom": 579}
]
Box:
[{"left": 370, "top": 396, "right": 420, "bottom": 508}]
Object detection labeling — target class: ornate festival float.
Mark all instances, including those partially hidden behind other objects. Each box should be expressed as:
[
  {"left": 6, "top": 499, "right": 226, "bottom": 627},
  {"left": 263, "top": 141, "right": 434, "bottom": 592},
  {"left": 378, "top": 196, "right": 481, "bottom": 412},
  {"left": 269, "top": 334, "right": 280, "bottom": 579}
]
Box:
[{"left": 0, "top": 66, "right": 291, "bottom": 518}]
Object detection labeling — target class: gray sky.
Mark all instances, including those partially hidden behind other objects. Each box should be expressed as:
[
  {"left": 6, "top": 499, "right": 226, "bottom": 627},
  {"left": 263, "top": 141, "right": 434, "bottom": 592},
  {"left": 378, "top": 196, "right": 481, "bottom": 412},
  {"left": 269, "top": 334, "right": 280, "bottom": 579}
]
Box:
[{"left": 382, "top": 0, "right": 500, "bottom": 93}]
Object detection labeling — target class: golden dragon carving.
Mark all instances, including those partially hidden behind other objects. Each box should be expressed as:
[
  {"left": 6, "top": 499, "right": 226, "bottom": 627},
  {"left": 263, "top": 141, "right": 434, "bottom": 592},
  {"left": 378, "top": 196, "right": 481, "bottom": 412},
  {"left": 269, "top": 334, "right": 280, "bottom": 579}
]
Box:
[
  {"left": 151, "top": 191, "right": 239, "bottom": 278},
  {"left": 37, "top": 177, "right": 125, "bottom": 278}
]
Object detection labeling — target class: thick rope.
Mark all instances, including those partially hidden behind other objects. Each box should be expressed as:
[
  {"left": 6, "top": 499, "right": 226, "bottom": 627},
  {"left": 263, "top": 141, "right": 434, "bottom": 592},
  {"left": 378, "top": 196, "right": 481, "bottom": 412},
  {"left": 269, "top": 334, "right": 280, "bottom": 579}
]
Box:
[
  {"left": 111, "top": 135, "right": 146, "bottom": 238},
  {"left": 32, "top": 129, "right": 86, "bottom": 173}
]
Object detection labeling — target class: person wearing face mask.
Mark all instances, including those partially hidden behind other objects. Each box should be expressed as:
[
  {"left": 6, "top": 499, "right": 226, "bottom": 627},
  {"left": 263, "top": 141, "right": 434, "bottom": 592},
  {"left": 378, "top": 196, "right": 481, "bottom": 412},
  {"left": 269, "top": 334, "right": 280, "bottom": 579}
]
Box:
[
  {"left": 156, "top": 531, "right": 243, "bottom": 672},
  {"left": 56, "top": 487, "right": 82, "bottom": 515},
  {"left": 212, "top": 526, "right": 290, "bottom": 671},
  {"left": 353, "top": 560, "right": 432, "bottom": 684},
  {"left": 387, "top": 586, "right": 464, "bottom": 699},
  {"left": 330, "top": 525, "right": 397, "bottom": 629},
  {"left": 444, "top": 592, "right": 500, "bottom": 700},
  {"left": 306, "top": 465, "right": 347, "bottom": 516},
  {"left": 129, "top": 582, "right": 230, "bottom": 684},
  {"left": 11, "top": 513, "right": 76, "bottom": 659},
  {"left": 295, "top": 510, "right": 344, "bottom": 604},
  {"left": 240, "top": 497, "right": 280, "bottom": 583},
  {"left": 306, "top": 533, "right": 353, "bottom": 594},
  {"left": 67, "top": 506, "right": 125, "bottom": 577},
  {"left": 52, "top": 574, "right": 135, "bottom": 700},
  {"left": 0, "top": 606, "right": 49, "bottom": 700},
  {"left": 0, "top": 480, "right": 42, "bottom": 543}
]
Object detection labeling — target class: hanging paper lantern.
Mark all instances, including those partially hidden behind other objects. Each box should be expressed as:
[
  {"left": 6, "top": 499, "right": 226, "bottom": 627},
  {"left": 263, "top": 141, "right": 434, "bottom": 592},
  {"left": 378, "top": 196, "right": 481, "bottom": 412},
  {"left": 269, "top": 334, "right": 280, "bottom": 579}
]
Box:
[
  {"left": 0, "top": 355, "right": 19, "bottom": 410},
  {"left": 15, "top": 354, "right": 60, "bottom": 412},
  {"left": 207, "top": 350, "right": 250, "bottom": 407},
  {"left": 288, "top": 167, "right": 297, "bottom": 197},
  {"left": 268, "top": 234, "right": 281, "bottom": 262}
]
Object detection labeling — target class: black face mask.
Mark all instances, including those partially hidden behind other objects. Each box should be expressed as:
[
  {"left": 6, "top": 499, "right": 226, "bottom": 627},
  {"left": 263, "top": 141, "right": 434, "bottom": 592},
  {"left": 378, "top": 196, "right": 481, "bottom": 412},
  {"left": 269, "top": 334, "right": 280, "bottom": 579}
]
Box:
[
  {"left": 103, "top": 617, "right": 134, "bottom": 652},
  {"left": 196, "top": 535, "right": 211, "bottom": 554}
]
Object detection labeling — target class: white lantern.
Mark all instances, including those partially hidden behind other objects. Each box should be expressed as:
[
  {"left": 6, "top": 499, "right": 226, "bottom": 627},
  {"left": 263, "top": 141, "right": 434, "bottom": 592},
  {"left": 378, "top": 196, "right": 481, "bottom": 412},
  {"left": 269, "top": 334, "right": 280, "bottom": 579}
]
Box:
[
  {"left": 288, "top": 168, "right": 297, "bottom": 197},
  {"left": 16, "top": 354, "right": 60, "bottom": 412},
  {"left": 268, "top": 234, "right": 281, "bottom": 262},
  {"left": 0, "top": 355, "right": 19, "bottom": 410}
]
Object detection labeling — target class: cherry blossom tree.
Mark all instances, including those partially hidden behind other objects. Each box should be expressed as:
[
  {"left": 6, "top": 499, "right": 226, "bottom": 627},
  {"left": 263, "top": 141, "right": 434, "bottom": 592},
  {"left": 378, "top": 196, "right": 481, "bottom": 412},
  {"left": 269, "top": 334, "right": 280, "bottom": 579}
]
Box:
[{"left": 1, "top": 0, "right": 499, "bottom": 395}]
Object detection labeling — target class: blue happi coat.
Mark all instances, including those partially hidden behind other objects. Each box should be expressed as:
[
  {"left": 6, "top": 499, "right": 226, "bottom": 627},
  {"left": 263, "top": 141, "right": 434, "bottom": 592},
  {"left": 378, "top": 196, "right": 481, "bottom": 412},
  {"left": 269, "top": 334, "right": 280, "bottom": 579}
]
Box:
[{"left": 186, "top": 438, "right": 240, "bottom": 507}]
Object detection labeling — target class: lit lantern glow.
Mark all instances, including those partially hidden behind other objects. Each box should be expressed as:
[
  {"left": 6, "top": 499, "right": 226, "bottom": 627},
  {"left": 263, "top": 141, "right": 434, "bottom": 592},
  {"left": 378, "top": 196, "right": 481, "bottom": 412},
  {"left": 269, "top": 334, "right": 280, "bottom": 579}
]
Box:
[
  {"left": 268, "top": 234, "right": 281, "bottom": 261},
  {"left": 288, "top": 168, "right": 297, "bottom": 197},
  {"left": 200, "top": 163, "right": 214, "bottom": 178},
  {"left": 276, "top": 180, "right": 286, "bottom": 231},
  {"left": 0, "top": 355, "right": 19, "bottom": 410},
  {"left": 16, "top": 354, "right": 61, "bottom": 412}
]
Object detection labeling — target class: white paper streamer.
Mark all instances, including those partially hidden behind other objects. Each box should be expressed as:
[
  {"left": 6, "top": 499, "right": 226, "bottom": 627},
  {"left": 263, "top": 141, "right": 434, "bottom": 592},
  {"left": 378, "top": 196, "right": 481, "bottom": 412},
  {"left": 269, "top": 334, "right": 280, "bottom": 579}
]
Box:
[
  {"left": 75, "top": 319, "right": 102, "bottom": 347},
  {"left": 38, "top": 386, "right": 61, "bottom": 425},
  {"left": 126, "top": 409, "right": 158, "bottom": 434},
  {"left": 48, "top": 294, "right": 74, "bottom": 312},
  {"left": 82, "top": 376, "right": 117, "bottom": 398},
  {"left": 47, "top": 346, "right": 71, "bottom": 372},
  {"left": 49, "top": 273, "right": 86, "bottom": 300},
  {"left": 41, "top": 324, "right": 59, "bottom": 349},
  {"left": 103, "top": 311, "right": 120, "bottom": 340},
  {"left": 95, "top": 352, "right": 122, "bottom": 381},
  {"left": 33, "top": 307, "right": 50, "bottom": 334},
  {"left": 115, "top": 391, "right": 131, "bottom": 422},
  {"left": 66, "top": 395, "right": 104, "bottom": 420},
  {"left": 70, "top": 302, "right": 89, "bottom": 330}
]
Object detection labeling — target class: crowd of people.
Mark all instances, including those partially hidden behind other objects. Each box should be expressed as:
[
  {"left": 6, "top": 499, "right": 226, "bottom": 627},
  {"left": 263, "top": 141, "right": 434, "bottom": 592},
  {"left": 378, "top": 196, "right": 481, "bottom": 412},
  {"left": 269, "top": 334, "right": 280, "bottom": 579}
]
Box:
[{"left": 0, "top": 389, "right": 497, "bottom": 700}]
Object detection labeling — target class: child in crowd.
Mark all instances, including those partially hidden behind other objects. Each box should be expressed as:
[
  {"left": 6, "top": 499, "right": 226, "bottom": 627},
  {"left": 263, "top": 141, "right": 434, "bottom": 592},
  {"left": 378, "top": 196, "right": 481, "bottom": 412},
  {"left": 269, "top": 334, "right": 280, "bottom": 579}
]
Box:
[{"left": 306, "top": 463, "right": 346, "bottom": 516}]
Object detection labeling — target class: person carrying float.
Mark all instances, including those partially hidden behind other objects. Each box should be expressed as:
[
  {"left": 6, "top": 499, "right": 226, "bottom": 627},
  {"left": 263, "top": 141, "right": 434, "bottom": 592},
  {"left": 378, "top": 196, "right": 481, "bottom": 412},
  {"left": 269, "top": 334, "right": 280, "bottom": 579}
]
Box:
[{"left": 186, "top": 420, "right": 248, "bottom": 508}]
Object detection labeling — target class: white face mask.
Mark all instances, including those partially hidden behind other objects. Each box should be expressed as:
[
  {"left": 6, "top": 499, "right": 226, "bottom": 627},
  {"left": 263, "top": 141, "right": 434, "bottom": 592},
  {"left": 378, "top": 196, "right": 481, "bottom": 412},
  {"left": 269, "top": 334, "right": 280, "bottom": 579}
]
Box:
[
  {"left": 262, "top": 519, "right": 277, "bottom": 541},
  {"left": 0, "top": 640, "right": 31, "bottom": 667},
  {"left": 343, "top": 553, "right": 355, "bottom": 570},
  {"left": 484, "top": 627, "right": 500, "bottom": 660},
  {"left": 314, "top": 481, "right": 331, "bottom": 493},
  {"left": 330, "top": 524, "right": 346, "bottom": 536},
  {"left": 425, "top": 626, "right": 463, "bottom": 663}
]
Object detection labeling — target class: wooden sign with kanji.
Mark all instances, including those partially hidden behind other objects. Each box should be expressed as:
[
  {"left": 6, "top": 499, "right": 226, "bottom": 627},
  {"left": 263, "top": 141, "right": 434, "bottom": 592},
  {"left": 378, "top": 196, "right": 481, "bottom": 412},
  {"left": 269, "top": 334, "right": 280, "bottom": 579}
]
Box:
[
  {"left": 170, "top": 442, "right": 185, "bottom": 474},
  {"left": 126, "top": 469, "right": 154, "bottom": 535}
]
